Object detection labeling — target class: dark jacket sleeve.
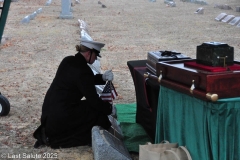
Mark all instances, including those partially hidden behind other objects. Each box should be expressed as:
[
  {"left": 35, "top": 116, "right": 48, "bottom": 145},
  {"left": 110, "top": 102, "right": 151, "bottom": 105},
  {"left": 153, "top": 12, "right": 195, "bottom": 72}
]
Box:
[
  {"left": 77, "top": 71, "right": 112, "bottom": 115},
  {"left": 94, "top": 74, "right": 106, "bottom": 85}
]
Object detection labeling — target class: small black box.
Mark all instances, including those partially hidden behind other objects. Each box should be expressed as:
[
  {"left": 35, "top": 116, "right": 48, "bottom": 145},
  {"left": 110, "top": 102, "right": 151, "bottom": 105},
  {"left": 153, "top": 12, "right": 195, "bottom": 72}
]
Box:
[{"left": 196, "top": 42, "right": 234, "bottom": 67}]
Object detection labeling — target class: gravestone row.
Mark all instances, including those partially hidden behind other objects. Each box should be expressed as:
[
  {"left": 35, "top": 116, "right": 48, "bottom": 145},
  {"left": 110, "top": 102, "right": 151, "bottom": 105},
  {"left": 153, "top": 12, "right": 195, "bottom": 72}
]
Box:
[
  {"left": 180, "top": 0, "right": 207, "bottom": 5},
  {"left": 163, "top": 0, "right": 207, "bottom": 8},
  {"left": 21, "top": 0, "right": 51, "bottom": 23},
  {"left": 21, "top": 0, "right": 77, "bottom": 23},
  {"left": 21, "top": 8, "right": 42, "bottom": 24},
  {"left": 214, "top": 4, "right": 240, "bottom": 12},
  {"left": 215, "top": 13, "right": 240, "bottom": 28},
  {"left": 214, "top": 4, "right": 232, "bottom": 10}
]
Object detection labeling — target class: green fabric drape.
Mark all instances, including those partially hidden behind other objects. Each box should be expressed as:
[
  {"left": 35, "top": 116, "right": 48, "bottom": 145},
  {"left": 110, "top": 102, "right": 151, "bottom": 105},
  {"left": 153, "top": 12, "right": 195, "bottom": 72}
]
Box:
[
  {"left": 116, "top": 103, "right": 152, "bottom": 152},
  {"left": 155, "top": 86, "right": 240, "bottom": 160},
  {"left": 116, "top": 103, "right": 137, "bottom": 123}
]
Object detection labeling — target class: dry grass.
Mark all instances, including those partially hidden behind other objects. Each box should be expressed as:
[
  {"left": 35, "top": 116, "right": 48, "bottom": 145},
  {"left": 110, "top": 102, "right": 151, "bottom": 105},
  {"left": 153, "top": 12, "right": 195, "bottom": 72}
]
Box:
[{"left": 0, "top": 0, "right": 239, "bottom": 159}]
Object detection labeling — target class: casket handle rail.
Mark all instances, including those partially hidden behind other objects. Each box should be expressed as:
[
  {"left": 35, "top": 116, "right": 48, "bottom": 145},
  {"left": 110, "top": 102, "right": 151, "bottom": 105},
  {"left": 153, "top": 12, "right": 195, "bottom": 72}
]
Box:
[
  {"left": 144, "top": 72, "right": 219, "bottom": 102},
  {"left": 206, "top": 93, "right": 218, "bottom": 102},
  {"left": 144, "top": 71, "right": 162, "bottom": 83},
  {"left": 189, "top": 80, "right": 218, "bottom": 101},
  {"left": 190, "top": 80, "right": 195, "bottom": 94}
]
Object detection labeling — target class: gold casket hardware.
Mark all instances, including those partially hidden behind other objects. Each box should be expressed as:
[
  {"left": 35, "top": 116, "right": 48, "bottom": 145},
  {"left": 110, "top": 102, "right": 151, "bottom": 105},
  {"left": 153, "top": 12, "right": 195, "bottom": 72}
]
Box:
[
  {"left": 190, "top": 80, "right": 195, "bottom": 94},
  {"left": 217, "top": 56, "right": 228, "bottom": 67},
  {"left": 158, "top": 71, "right": 162, "bottom": 83},
  {"left": 206, "top": 93, "right": 218, "bottom": 102},
  {"left": 143, "top": 73, "right": 149, "bottom": 78},
  {"left": 143, "top": 72, "right": 162, "bottom": 83}
]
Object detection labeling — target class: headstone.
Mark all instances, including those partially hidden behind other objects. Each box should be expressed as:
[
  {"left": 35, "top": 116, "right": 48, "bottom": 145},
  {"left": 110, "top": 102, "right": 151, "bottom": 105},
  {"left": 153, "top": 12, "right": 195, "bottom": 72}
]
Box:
[
  {"left": 195, "top": 7, "right": 204, "bottom": 14},
  {"left": 45, "top": 0, "right": 52, "bottom": 6},
  {"left": 164, "top": 0, "right": 173, "bottom": 4},
  {"left": 168, "top": 1, "right": 176, "bottom": 7},
  {"left": 214, "top": 4, "right": 224, "bottom": 9},
  {"left": 229, "top": 17, "right": 240, "bottom": 25},
  {"left": 108, "top": 115, "right": 123, "bottom": 140},
  {"left": 237, "top": 23, "right": 240, "bottom": 28},
  {"left": 223, "top": 4, "right": 232, "bottom": 10},
  {"left": 164, "top": 0, "right": 176, "bottom": 7},
  {"left": 36, "top": 8, "right": 43, "bottom": 14},
  {"left": 92, "top": 126, "right": 132, "bottom": 160},
  {"left": 187, "top": 0, "right": 192, "bottom": 2},
  {"left": 221, "top": 15, "right": 235, "bottom": 23},
  {"left": 214, "top": 4, "right": 232, "bottom": 10},
  {"left": 195, "top": 0, "right": 207, "bottom": 5},
  {"left": 29, "top": 14, "right": 34, "bottom": 20},
  {"left": 215, "top": 13, "right": 227, "bottom": 21},
  {"left": 236, "top": 6, "right": 240, "bottom": 12},
  {"left": 30, "top": 11, "right": 37, "bottom": 20},
  {"left": 0, "top": 35, "right": 9, "bottom": 44},
  {"left": 59, "top": 0, "right": 73, "bottom": 19},
  {"left": 21, "top": 15, "right": 30, "bottom": 23}
]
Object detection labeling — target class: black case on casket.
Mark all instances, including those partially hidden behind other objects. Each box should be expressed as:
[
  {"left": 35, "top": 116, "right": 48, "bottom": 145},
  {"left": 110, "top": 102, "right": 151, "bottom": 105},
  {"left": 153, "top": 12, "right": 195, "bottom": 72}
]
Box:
[{"left": 147, "top": 50, "right": 190, "bottom": 75}]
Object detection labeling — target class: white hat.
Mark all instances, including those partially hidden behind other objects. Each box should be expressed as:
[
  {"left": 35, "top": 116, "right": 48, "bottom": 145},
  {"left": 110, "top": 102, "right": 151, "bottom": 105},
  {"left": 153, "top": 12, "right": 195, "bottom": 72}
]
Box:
[{"left": 80, "top": 39, "right": 105, "bottom": 57}]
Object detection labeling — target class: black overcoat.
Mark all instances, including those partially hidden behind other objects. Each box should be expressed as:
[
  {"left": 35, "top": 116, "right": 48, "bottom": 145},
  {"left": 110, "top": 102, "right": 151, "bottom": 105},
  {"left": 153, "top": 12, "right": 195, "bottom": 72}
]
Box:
[{"left": 34, "top": 53, "right": 112, "bottom": 148}]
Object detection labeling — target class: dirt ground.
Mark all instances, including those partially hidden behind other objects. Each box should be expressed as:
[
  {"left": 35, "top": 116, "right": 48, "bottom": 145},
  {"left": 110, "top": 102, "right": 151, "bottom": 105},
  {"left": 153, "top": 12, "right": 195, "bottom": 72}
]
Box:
[{"left": 0, "top": 0, "right": 239, "bottom": 159}]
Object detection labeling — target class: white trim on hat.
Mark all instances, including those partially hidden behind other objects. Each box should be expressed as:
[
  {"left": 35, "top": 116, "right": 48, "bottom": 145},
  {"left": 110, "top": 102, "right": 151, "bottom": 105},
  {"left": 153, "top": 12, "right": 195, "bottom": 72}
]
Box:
[{"left": 80, "top": 39, "right": 105, "bottom": 52}]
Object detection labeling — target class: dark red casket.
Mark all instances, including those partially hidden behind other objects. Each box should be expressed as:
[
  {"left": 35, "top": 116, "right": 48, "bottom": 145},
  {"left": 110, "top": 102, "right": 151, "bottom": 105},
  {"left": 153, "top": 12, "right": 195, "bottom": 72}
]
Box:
[{"left": 151, "top": 59, "right": 240, "bottom": 101}]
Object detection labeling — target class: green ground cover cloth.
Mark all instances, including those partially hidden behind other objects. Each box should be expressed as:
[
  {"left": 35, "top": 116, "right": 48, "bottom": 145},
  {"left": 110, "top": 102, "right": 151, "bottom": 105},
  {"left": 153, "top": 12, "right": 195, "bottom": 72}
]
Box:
[{"left": 115, "top": 103, "right": 151, "bottom": 153}]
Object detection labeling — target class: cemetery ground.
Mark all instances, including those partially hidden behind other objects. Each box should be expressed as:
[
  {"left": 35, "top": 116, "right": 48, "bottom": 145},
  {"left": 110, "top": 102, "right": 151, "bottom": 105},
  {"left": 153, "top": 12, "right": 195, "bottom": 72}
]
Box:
[{"left": 0, "top": 0, "right": 239, "bottom": 159}]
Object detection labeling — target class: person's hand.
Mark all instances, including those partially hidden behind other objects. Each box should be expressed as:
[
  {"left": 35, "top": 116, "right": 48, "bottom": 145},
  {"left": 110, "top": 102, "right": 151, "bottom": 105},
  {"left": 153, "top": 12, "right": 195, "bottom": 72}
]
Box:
[{"left": 102, "top": 70, "right": 114, "bottom": 81}]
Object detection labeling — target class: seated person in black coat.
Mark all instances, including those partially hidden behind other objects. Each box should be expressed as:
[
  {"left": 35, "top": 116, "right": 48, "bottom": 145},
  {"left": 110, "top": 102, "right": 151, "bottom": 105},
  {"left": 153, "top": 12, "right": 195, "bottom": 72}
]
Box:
[{"left": 33, "top": 39, "right": 114, "bottom": 149}]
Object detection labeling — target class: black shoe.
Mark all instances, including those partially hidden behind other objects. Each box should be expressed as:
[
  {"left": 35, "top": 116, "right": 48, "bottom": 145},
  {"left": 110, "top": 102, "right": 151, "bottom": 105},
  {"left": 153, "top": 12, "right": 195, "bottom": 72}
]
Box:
[
  {"left": 34, "top": 140, "right": 46, "bottom": 149},
  {"left": 33, "top": 126, "right": 50, "bottom": 148}
]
